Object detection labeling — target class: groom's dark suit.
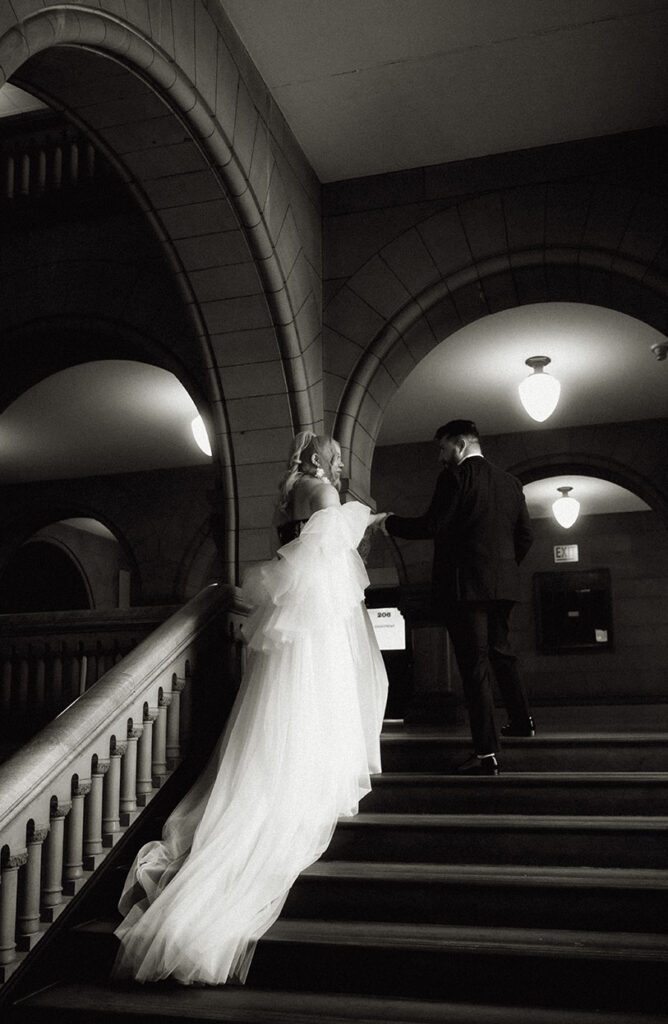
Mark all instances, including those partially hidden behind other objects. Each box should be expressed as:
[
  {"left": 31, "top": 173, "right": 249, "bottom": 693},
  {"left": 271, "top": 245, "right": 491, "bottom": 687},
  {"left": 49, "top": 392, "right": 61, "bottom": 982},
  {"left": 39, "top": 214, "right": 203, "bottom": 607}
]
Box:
[{"left": 386, "top": 455, "right": 534, "bottom": 755}]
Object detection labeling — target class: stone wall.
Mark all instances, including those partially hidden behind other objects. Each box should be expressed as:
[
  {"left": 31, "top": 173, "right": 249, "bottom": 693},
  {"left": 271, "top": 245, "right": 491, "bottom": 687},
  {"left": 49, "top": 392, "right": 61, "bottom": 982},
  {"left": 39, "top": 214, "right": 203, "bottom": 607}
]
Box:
[{"left": 369, "top": 421, "right": 668, "bottom": 703}]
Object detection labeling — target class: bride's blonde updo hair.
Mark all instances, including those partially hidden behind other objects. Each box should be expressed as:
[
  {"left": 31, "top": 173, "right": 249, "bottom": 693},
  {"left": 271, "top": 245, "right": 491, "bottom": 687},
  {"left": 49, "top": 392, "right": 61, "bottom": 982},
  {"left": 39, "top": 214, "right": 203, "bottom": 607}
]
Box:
[{"left": 278, "top": 431, "right": 341, "bottom": 512}]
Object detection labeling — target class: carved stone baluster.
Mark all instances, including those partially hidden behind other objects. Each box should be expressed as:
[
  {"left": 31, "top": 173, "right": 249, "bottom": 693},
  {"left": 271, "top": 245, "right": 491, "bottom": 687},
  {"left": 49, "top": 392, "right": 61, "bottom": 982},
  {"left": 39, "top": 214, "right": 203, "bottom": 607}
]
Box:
[
  {"left": 61, "top": 642, "right": 75, "bottom": 708},
  {"left": 16, "top": 825, "right": 49, "bottom": 950},
  {"left": 51, "top": 645, "right": 63, "bottom": 714},
  {"left": 179, "top": 663, "right": 193, "bottom": 756},
  {"left": 0, "top": 851, "right": 28, "bottom": 981},
  {"left": 34, "top": 647, "right": 46, "bottom": 721},
  {"left": 19, "top": 151, "right": 30, "bottom": 195},
  {"left": 41, "top": 801, "right": 71, "bottom": 923},
  {"left": 36, "top": 147, "right": 46, "bottom": 193},
  {"left": 119, "top": 726, "right": 142, "bottom": 827},
  {"left": 69, "top": 140, "right": 79, "bottom": 185},
  {"left": 17, "top": 653, "right": 29, "bottom": 718},
  {"left": 1, "top": 654, "right": 11, "bottom": 722},
  {"left": 53, "top": 143, "right": 62, "bottom": 189},
  {"left": 5, "top": 153, "right": 15, "bottom": 200},
  {"left": 102, "top": 740, "right": 126, "bottom": 847},
  {"left": 78, "top": 650, "right": 88, "bottom": 696},
  {"left": 63, "top": 781, "right": 91, "bottom": 895},
  {"left": 68, "top": 643, "right": 81, "bottom": 703},
  {"left": 136, "top": 709, "right": 157, "bottom": 807},
  {"left": 152, "top": 693, "right": 171, "bottom": 787},
  {"left": 166, "top": 676, "right": 185, "bottom": 768},
  {"left": 83, "top": 759, "right": 109, "bottom": 870}
]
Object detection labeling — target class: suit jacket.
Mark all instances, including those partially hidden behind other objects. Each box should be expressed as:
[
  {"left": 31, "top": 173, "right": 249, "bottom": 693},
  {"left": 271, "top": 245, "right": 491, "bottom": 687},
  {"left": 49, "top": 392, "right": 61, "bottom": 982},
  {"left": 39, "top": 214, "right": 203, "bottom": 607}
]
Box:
[{"left": 386, "top": 455, "right": 533, "bottom": 605}]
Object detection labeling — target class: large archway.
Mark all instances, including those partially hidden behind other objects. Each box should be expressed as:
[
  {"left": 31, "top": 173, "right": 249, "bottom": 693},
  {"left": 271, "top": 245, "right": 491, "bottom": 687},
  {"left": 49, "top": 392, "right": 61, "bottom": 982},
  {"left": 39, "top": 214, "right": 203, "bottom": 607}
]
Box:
[
  {"left": 0, "top": 3, "right": 323, "bottom": 580},
  {"left": 0, "top": 540, "right": 91, "bottom": 614}
]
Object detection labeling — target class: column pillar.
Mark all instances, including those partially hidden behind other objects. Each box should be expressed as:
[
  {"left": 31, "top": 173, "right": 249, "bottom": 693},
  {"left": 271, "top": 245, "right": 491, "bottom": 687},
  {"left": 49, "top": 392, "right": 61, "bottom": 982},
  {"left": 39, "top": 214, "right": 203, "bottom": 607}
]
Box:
[
  {"left": 41, "top": 801, "right": 71, "bottom": 923},
  {"left": 0, "top": 655, "right": 11, "bottom": 722},
  {"left": 16, "top": 826, "right": 49, "bottom": 951},
  {"left": 136, "top": 709, "right": 157, "bottom": 807},
  {"left": 34, "top": 652, "right": 46, "bottom": 719},
  {"left": 102, "top": 741, "right": 126, "bottom": 848},
  {"left": 0, "top": 851, "right": 28, "bottom": 981},
  {"left": 166, "top": 677, "right": 185, "bottom": 768},
  {"left": 83, "top": 759, "right": 109, "bottom": 870},
  {"left": 120, "top": 728, "right": 142, "bottom": 827},
  {"left": 63, "top": 781, "right": 91, "bottom": 896},
  {"left": 152, "top": 695, "right": 170, "bottom": 788}
]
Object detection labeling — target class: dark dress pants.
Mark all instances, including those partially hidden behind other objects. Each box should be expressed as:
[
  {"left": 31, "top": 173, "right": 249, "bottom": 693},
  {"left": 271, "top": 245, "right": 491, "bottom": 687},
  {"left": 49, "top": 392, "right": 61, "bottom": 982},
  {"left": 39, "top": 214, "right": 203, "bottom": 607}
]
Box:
[{"left": 444, "top": 600, "right": 531, "bottom": 755}]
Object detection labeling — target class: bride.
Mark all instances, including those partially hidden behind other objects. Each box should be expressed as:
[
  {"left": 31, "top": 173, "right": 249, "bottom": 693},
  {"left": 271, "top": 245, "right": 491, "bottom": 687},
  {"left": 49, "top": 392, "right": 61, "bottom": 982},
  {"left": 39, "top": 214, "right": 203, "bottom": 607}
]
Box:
[{"left": 111, "top": 432, "right": 389, "bottom": 986}]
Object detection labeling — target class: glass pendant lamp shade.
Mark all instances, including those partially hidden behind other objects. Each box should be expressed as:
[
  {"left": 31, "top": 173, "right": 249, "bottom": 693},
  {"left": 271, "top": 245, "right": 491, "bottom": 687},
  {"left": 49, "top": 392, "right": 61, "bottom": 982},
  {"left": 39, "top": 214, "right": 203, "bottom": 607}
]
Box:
[
  {"left": 191, "top": 415, "right": 212, "bottom": 456},
  {"left": 518, "top": 355, "right": 560, "bottom": 422},
  {"left": 552, "top": 486, "right": 580, "bottom": 528}
]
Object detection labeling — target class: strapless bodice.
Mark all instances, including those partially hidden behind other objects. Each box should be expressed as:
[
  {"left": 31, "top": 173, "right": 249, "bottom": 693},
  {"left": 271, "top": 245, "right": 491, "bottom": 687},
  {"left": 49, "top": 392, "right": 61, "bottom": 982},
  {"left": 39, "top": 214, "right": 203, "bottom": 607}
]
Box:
[{"left": 276, "top": 518, "right": 309, "bottom": 545}]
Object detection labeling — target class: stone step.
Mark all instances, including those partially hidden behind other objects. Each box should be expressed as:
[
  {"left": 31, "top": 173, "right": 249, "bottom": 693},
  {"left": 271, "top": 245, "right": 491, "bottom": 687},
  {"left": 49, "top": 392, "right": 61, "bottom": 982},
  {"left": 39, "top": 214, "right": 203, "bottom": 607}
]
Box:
[
  {"left": 252, "top": 918, "right": 668, "bottom": 1013},
  {"left": 39, "top": 917, "right": 668, "bottom": 1014},
  {"left": 379, "top": 733, "right": 668, "bottom": 772},
  {"left": 365, "top": 771, "right": 668, "bottom": 815},
  {"left": 283, "top": 860, "right": 668, "bottom": 933},
  {"left": 325, "top": 812, "right": 668, "bottom": 869},
  {"left": 13, "top": 980, "right": 668, "bottom": 1024}
]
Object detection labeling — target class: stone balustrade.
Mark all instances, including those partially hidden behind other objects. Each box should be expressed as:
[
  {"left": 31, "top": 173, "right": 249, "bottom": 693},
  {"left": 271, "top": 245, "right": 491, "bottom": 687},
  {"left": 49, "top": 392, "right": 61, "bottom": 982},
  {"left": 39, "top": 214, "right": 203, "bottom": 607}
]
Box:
[
  {"left": 0, "top": 583, "right": 249, "bottom": 983},
  {"left": 0, "top": 607, "right": 180, "bottom": 749},
  {"left": 0, "top": 116, "right": 109, "bottom": 203}
]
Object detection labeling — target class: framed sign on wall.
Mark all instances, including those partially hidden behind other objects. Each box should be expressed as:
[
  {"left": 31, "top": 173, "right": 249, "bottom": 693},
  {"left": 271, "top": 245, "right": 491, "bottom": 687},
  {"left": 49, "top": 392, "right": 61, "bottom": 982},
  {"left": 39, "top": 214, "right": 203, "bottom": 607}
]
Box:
[{"left": 533, "top": 569, "right": 613, "bottom": 655}]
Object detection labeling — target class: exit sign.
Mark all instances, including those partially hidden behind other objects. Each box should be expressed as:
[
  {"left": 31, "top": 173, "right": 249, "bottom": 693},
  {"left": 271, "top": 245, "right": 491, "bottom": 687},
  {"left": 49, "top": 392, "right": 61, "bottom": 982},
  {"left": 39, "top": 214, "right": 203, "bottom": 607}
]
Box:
[{"left": 554, "top": 544, "right": 579, "bottom": 563}]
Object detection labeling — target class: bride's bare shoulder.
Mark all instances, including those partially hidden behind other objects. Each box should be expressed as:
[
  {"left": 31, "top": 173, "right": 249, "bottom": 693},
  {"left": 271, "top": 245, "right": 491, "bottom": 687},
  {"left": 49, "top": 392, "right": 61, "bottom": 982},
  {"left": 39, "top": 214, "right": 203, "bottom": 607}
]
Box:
[{"left": 294, "top": 474, "right": 339, "bottom": 512}]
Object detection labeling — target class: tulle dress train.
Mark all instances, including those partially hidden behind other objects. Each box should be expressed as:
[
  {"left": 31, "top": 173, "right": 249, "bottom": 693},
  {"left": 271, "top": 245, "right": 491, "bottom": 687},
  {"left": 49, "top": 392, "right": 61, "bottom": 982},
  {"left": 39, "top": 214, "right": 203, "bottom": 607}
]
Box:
[{"left": 111, "top": 501, "right": 388, "bottom": 986}]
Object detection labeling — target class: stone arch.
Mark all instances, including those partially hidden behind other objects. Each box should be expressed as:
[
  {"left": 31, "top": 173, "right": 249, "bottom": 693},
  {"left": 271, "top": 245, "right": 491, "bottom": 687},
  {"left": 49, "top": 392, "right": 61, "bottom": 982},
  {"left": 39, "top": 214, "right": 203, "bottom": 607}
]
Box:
[
  {"left": 0, "top": 502, "right": 142, "bottom": 604},
  {"left": 333, "top": 248, "right": 668, "bottom": 499},
  {"left": 0, "top": 317, "right": 210, "bottom": 417},
  {"left": 0, "top": 538, "right": 93, "bottom": 613},
  {"left": 1, "top": 3, "right": 321, "bottom": 581},
  {"left": 326, "top": 166, "right": 668, "bottom": 497},
  {"left": 509, "top": 453, "right": 668, "bottom": 527}
]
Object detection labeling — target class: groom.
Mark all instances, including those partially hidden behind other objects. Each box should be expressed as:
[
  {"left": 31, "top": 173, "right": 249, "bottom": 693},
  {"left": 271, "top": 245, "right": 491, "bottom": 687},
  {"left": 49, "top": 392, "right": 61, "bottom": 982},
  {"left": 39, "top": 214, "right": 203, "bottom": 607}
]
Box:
[{"left": 383, "top": 420, "right": 535, "bottom": 775}]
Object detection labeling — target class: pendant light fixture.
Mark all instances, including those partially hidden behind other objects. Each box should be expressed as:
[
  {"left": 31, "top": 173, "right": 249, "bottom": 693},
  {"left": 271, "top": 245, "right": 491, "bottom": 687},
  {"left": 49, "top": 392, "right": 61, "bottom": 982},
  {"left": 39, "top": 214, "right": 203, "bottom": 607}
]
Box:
[
  {"left": 518, "top": 356, "right": 561, "bottom": 422},
  {"left": 552, "top": 486, "right": 580, "bottom": 528},
  {"left": 191, "top": 415, "right": 212, "bottom": 456}
]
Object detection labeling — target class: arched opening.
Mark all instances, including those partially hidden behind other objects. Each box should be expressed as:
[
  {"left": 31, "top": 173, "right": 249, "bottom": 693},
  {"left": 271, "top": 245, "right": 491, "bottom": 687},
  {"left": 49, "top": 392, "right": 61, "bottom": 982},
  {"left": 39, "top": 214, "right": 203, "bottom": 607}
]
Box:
[
  {"left": 0, "top": 360, "right": 215, "bottom": 606},
  {"left": 0, "top": 7, "right": 323, "bottom": 580},
  {"left": 367, "top": 302, "right": 668, "bottom": 718},
  {"left": 0, "top": 539, "right": 90, "bottom": 613}
]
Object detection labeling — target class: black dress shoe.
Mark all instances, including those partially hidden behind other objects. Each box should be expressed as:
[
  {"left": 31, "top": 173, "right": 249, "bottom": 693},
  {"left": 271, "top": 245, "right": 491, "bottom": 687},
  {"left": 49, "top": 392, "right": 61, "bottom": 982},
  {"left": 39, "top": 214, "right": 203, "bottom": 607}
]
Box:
[
  {"left": 501, "top": 716, "right": 535, "bottom": 737},
  {"left": 455, "top": 754, "right": 500, "bottom": 776}
]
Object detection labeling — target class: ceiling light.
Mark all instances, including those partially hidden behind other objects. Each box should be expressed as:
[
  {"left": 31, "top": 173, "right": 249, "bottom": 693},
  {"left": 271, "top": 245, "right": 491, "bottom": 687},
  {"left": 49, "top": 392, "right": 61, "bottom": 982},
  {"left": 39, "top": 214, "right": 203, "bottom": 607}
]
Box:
[
  {"left": 191, "top": 415, "right": 212, "bottom": 456},
  {"left": 552, "top": 486, "right": 580, "bottom": 529},
  {"left": 518, "top": 356, "right": 560, "bottom": 422}
]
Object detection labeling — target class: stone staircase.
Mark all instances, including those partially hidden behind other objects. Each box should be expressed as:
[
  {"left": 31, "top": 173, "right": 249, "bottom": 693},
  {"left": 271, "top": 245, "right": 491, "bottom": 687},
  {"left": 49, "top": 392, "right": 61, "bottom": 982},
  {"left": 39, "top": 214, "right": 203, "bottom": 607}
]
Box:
[{"left": 4, "top": 714, "right": 668, "bottom": 1023}]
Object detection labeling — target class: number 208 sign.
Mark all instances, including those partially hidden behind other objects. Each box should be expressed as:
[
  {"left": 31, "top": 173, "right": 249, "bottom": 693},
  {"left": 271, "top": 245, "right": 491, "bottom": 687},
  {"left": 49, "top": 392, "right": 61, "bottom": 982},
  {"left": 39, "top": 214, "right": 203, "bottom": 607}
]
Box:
[{"left": 366, "top": 607, "right": 406, "bottom": 651}]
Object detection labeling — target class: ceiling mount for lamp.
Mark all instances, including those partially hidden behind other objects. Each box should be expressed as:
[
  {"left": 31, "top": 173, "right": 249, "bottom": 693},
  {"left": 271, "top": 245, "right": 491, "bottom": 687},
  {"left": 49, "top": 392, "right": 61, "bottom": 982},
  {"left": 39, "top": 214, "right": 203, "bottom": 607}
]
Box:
[
  {"left": 651, "top": 342, "right": 668, "bottom": 361},
  {"left": 518, "top": 355, "right": 561, "bottom": 422},
  {"left": 552, "top": 485, "right": 580, "bottom": 529}
]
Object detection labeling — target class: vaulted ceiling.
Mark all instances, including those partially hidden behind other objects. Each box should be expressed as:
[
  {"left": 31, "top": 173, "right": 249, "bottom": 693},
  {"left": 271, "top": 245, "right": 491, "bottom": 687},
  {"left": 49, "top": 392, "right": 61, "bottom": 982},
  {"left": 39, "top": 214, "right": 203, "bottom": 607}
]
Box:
[{"left": 1, "top": 1, "right": 667, "bottom": 518}]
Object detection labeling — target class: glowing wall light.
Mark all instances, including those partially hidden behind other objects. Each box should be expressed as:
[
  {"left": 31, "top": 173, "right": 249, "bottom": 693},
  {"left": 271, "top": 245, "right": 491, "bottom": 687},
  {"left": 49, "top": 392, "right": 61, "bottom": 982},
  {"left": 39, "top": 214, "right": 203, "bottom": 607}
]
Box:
[
  {"left": 552, "top": 485, "right": 580, "bottom": 529},
  {"left": 191, "top": 415, "right": 212, "bottom": 456},
  {"left": 518, "top": 355, "right": 561, "bottom": 422}
]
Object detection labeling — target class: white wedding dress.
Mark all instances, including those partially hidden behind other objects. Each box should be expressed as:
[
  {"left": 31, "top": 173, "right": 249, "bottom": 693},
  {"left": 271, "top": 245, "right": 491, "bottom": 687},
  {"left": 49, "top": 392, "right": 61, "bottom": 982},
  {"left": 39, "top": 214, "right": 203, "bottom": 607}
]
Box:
[{"left": 112, "top": 501, "right": 388, "bottom": 986}]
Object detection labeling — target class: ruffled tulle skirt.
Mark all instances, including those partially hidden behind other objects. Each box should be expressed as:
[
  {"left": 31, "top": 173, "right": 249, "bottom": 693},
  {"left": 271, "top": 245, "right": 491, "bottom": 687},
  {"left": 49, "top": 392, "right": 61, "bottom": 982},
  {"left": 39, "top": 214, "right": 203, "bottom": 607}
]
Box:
[{"left": 112, "top": 503, "right": 388, "bottom": 985}]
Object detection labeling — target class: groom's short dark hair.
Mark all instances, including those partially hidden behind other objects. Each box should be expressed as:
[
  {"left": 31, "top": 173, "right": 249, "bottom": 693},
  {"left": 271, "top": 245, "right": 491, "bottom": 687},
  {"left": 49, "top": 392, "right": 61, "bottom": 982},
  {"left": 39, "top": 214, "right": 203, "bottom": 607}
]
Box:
[{"left": 435, "top": 419, "right": 479, "bottom": 441}]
